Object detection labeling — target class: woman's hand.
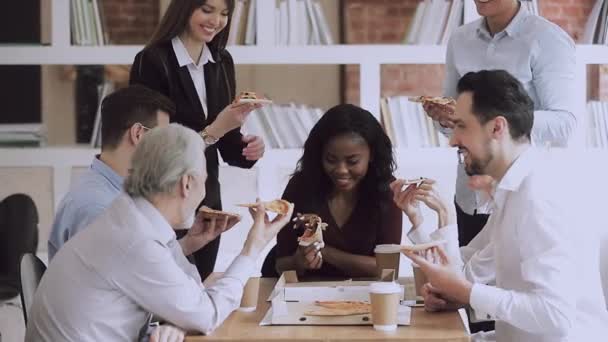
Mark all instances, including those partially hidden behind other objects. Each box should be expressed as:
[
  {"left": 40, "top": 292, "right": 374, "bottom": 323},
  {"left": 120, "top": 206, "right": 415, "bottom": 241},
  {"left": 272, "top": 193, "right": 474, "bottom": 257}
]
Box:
[
  {"left": 207, "top": 102, "right": 261, "bottom": 138},
  {"left": 294, "top": 242, "right": 323, "bottom": 273},
  {"left": 390, "top": 179, "right": 423, "bottom": 228},
  {"left": 412, "top": 179, "right": 449, "bottom": 228}
]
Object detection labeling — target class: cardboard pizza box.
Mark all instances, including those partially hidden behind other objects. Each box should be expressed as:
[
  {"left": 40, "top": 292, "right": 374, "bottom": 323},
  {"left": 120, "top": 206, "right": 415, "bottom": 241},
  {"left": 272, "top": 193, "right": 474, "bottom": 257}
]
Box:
[{"left": 260, "top": 271, "right": 411, "bottom": 326}]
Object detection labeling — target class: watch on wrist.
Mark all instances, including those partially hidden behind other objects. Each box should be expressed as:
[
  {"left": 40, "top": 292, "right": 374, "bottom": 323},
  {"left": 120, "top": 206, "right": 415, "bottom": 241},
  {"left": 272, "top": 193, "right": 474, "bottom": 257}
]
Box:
[{"left": 200, "top": 127, "right": 219, "bottom": 146}]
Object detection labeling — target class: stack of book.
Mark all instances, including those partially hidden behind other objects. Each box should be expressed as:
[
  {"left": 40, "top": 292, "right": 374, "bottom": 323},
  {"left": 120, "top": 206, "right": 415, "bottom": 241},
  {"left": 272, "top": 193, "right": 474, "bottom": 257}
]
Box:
[
  {"left": 0, "top": 124, "right": 46, "bottom": 147},
  {"left": 228, "top": 0, "right": 334, "bottom": 46},
  {"left": 404, "top": 0, "right": 464, "bottom": 45},
  {"left": 241, "top": 103, "right": 324, "bottom": 148},
  {"left": 583, "top": 0, "right": 608, "bottom": 44},
  {"left": 71, "top": 0, "right": 107, "bottom": 45},
  {"left": 587, "top": 101, "right": 608, "bottom": 148},
  {"left": 380, "top": 96, "right": 448, "bottom": 148}
]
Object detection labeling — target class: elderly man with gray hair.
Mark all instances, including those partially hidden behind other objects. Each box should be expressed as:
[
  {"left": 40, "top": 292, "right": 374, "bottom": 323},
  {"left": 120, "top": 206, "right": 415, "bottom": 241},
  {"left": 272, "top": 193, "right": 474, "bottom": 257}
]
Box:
[{"left": 26, "top": 124, "right": 293, "bottom": 342}]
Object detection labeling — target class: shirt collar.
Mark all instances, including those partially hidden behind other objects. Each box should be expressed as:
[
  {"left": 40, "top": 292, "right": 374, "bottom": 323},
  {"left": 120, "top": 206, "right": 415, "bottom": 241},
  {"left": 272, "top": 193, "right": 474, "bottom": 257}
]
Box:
[
  {"left": 171, "top": 36, "right": 215, "bottom": 69},
  {"left": 91, "top": 156, "right": 124, "bottom": 192},
  {"left": 132, "top": 196, "right": 176, "bottom": 245},
  {"left": 476, "top": 2, "right": 529, "bottom": 39},
  {"left": 495, "top": 146, "right": 535, "bottom": 193}
]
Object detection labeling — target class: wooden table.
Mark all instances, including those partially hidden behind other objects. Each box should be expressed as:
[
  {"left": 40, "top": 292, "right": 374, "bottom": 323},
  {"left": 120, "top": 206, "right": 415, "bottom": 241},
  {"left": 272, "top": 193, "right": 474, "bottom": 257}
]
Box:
[{"left": 186, "top": 277, "right": 470, "bottom": 342}]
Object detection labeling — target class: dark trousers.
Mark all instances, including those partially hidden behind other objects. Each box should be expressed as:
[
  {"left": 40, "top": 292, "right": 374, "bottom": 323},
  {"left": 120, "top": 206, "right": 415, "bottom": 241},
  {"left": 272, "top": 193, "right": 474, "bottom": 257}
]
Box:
[
  {"left": 455, "top": 201, "right": 494, "bottom": 333},
  {"left": 175, "top": 229, "right": 221, "bottom": 282}
]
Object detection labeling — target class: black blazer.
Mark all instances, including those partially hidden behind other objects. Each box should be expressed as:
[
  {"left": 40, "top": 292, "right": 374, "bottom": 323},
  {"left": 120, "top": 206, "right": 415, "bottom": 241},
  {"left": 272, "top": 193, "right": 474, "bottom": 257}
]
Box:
[{"left": 130, "top": 41, "right": 256, "bottom": 210}]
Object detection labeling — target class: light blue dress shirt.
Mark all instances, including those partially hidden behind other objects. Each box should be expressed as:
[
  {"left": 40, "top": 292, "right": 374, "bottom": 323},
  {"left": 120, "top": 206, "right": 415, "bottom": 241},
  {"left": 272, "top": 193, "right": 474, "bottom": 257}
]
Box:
[
  {"left": 47, "top": 156, "right": 123, "bottom": 260},
  {"left": 439, "top": 5, "right": 577, "bottom": 215}
]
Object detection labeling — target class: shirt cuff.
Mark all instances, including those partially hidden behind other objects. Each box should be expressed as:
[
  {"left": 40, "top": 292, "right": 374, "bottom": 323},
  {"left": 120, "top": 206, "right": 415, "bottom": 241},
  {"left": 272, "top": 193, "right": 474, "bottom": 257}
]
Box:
[
  {"left": 407, "top": 227, "right": 431, "bottom": 244},
  {"left": 470, "top": 283, "right": 503, "bottom": 321},
  {"left": 223, "top": 255, "right": 257, "bottom": 286},
  {"left": 429, "top": 224, "right": 458, "bottom": 241}
]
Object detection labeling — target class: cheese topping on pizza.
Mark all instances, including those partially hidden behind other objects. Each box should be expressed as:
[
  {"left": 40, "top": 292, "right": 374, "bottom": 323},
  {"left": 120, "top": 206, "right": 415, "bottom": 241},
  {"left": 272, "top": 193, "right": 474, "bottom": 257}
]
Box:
[{"left": 293, "top": 213, "right": 327, "bottom": 247}]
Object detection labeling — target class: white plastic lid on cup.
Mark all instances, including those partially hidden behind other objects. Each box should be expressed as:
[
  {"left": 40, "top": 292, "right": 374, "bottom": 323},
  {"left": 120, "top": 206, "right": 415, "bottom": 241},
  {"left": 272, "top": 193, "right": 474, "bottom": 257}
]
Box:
[
  {"left": 374, "top": 244, "right": 401, "bottom": 254},
  {"left": 369, "top": 282, "right": 401, "bottom": 294}
]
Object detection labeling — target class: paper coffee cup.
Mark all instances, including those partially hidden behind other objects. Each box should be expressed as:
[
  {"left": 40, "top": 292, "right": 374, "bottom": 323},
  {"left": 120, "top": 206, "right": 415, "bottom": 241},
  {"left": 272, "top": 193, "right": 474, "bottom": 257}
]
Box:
[
  {"left": 374, "top": 244, "right": 401, "bottom": 279},
  {"left": 239, "top": 277, "right": 260, "bottom": 312},
  {"left": 412, "top": 265, "right": 427, "bottom": 298},
  {"left": 369, "top": 282, "right": 401, "bottom": 331}
]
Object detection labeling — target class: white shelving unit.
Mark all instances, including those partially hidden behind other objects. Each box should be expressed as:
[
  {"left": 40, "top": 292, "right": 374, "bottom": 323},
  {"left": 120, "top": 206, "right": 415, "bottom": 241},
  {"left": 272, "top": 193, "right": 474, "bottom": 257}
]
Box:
[{"left": 0, "top": 1, "right": 606, "bottom": 133}]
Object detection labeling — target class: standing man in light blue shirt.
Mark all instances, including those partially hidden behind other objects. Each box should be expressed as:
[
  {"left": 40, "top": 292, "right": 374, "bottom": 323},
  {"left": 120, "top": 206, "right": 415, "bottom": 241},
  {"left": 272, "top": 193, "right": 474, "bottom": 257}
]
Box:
[
  {"left": 421, "top": 0, "right": 577, "bottom": 333},
  {"left": 48, "top": 85, "right": 225, "bottom": 262}
]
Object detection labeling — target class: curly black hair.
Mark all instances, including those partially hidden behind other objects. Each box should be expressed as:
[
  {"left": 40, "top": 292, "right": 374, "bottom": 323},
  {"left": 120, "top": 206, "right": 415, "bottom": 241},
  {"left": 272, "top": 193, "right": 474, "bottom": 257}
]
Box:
[{"left": 290, "top": 104, "right": 396, "bottom": 215}]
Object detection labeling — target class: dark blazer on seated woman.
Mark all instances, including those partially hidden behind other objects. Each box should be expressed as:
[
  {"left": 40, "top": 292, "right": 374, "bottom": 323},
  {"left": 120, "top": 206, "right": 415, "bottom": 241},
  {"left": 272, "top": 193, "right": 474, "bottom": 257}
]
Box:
[{"left": 130, "top": 40, "right": 255, "bottom": 280}]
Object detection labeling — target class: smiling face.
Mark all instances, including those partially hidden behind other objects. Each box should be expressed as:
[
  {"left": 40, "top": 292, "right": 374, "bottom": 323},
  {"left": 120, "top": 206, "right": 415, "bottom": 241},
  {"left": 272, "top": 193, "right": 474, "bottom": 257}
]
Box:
[
  {"left": 449, "top": 92, "right": 495, "bottom": 176},
  {"left": 474, "top": 0, "right": 516, "bottom": 17},
  {"left": 185, "top": 0, "right": 229, "bottom": 43},
  {"left": 322, "top": 133, "right": 371, "bottom": 193}
]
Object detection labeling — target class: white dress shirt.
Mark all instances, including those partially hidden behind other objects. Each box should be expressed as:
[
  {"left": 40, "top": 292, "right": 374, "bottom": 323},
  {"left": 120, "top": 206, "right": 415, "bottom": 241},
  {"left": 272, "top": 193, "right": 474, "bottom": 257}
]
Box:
[
  {"left": 410, "top": 148, "right": 608, "bottom": 342},
  {"left": 440, "top": 5, "right": 577, "bottom": 215},
  {"left": 26, "top": 194, "right": 256, "bottom": 341},
  {"left": 172, "top": 36, "right": 215, "bottom": 116}
]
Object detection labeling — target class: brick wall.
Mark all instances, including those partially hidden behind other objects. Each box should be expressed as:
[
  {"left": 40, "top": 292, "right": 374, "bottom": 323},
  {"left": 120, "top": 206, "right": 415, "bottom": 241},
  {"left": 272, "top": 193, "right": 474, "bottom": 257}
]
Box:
[
  {"left": 344, "top": 0, "right": 604, "bottom": 104},
  {"left": 101, "top": 0, "right": 159, "bottom": 44}
]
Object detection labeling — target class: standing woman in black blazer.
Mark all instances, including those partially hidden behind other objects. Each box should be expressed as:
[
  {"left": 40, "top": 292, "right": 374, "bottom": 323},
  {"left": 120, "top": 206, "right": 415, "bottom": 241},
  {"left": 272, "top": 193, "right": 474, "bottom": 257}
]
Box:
[{"left": 130, "top": 0, "right": 265, "bottom": 280}]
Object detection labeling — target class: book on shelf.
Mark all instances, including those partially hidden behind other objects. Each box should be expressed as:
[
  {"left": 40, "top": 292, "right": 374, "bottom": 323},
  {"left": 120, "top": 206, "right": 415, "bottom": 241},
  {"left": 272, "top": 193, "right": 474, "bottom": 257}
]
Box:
[
  {"left": 404, "top": 0, "right": 463, "bottom": 45},
  {"left": 71, "top": 0, "right": 106, "bottom": 46},
  {"left": 0, "top": 123, "right": 46, "bottom": 147},
  {"left": 90, "top": 82, "right": 115, "bottom": 148},
  {"left": 381, "top": 96, "right": 448, "bottom": 148},
  {"left": 587, "top": 101, "right": 608, "bottom": 148},
  {"left": 227, "top": 0, "right": 334, "bottom": 46},
  {"left": 241, "top": 102, "right": 324, "bottom": 148},
  {"left": 584, "top": 0, "right": 608, "bottom": 44}
]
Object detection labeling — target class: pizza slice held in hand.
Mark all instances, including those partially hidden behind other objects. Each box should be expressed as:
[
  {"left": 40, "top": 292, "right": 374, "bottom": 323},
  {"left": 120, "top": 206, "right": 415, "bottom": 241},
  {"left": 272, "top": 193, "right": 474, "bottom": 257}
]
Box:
[
  {"left": 408, "top": 95, "right": 456, "bottom": 106},
  {"left": 233, "top": 91, "right": 273, "bottom": 105},
  {"left": 293, "top": 213, "right": 327, "bottom": 247},
  {"left": 198, "top": 206, "right": 241, "bottom": 220},
  {"left": 236, "top": 199, "right": 292, "bottom": 215}
]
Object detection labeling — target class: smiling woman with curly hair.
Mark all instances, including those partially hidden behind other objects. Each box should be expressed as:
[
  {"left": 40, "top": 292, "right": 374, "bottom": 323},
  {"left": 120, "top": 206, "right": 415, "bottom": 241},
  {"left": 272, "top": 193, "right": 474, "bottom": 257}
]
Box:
[{"left": 273, "top": 104, "right": 402, "bottom": 278}]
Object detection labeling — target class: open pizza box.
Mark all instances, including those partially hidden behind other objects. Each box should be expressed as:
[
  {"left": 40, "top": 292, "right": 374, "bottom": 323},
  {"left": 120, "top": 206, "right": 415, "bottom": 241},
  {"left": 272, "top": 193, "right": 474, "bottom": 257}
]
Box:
[{"left": 260, "top": 270, "right": 411, "bottom": 326}]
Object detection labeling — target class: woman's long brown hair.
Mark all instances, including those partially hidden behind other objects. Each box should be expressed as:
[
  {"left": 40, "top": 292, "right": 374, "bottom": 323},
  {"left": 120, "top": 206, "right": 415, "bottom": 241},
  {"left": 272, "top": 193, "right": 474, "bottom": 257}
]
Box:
[{"left": 146, "top": 0, "right": 235, "bottom": 60}]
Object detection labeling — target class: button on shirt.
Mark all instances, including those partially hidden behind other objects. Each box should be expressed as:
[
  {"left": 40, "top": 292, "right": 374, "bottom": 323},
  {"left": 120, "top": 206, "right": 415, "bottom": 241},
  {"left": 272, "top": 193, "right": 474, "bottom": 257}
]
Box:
[
  {"left": 411, "top": 148, "right": 608, "bottom": 341},
  {"left": 172, "top": 36, "right": 215, "bottom": 116},
  {"left": 26, "top": 194, "right": 256, "bottom": 341},
  {"left": 48, "top": 156, "right": 123, "bottom": 260},
  {"left": 440, "top": 5, "right": 577, "bottom": 215}
]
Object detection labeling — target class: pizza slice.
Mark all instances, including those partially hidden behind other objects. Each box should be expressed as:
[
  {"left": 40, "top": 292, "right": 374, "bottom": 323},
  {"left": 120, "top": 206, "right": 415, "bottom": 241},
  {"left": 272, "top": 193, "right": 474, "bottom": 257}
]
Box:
[
  {"left": 304, "top": 300, "right": 371, "bottom": 316},
  {"left": 409, "top": 95, "right": 456, "bottom": 106},
  {"left": 233, "top": 91, "right": 273, "bottom": 104},
  {"left": 236, "top": 199, "right": 292, "bottom": 215},
  {"left": 198, "top": 206, "right": 241, "bottom": 220},
  {"left": 293, "top": 213, "right": 327, "bottom": 247}
]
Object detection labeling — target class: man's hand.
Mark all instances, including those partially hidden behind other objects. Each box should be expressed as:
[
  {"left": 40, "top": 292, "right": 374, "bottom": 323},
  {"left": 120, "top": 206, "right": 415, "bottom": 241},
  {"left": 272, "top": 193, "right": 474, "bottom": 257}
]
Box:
[
  {"left": 390, "top": 179, "right": 423, "bottom": 228},
  {"left": 294, "top": 242, "right": 323, "bottom": 272},
  {"left": 403, "top": 246, "right": 472, "bottom": 305},
  {"left": 180, "top": 211, "right": 241, "bottom": 256},
  {"left": 421, "top": 282, "right": 465, "bottom": 312},
  {"left": 242, "top": 135, "right": 265, "bottom": 161},
  {"left": 241, "top": 199, "right": 294, "bottom": 258},
  {"left": 423, "top": 102, "right": 456, "bottom": 128},
  {"left": 149, "top": 325, "right": 185, "bottom": 342}
]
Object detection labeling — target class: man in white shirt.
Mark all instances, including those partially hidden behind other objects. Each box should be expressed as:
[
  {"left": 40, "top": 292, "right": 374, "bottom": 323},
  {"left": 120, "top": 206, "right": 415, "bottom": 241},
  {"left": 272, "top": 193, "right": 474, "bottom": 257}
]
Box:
[
  {"left": 402, "top": 70, "right": 608, "bottom": 342},
  {"left": 425, "top": 0, "right": 576, "bottom": 251},
  {"left": 25, "top": 124, "right": 294, "bottom": 341}
]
